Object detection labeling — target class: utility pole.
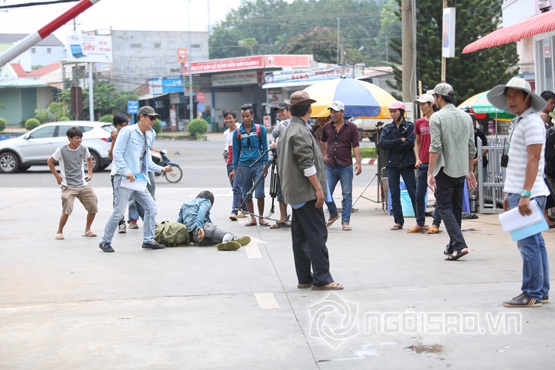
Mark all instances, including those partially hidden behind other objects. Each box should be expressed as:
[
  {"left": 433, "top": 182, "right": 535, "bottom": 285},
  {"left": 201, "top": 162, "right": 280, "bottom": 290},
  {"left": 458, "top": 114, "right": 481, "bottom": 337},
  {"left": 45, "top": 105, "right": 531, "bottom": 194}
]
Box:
[
  {"left": 441, "top": 0, "right": 447, "bottom": 82},
  {"left": 336, "top": 17, "right": 340, "bottom": 65},
  {"left": 401, "top": 0, "right": 414, "bottom": 103}
]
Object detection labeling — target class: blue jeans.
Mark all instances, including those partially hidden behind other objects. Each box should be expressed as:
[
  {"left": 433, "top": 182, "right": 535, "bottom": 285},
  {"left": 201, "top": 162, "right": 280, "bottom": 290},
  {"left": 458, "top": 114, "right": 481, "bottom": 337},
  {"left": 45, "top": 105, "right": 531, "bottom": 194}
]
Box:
[
  {"left": 325, "top": 164, "right": 354, "bottom": 224},
  {"left": 416, "top": 165, "right": 442, "bottom": 227},
  {"left": 435, "top": 169, "right": 466, "bottom": 252},
  {"left": 387, "top": 166, "right": 417, "bottom": 226},
  {"left": 239, "top": 164, "right": 265, "bottom": 201},
  {"left": 102, "top": 175, "right": 158, "bottom": 244},
  {"left": 227, "top": 164, "right": 247, "bottom": 214},
  {"left": 508, "top": 194, "right": 549, "bottom": 300},
  {"left": 111, "top": 175, "right": 127, "bottom": 226},
  {"left": 128, "top": 172, "right": 156, "bottom": 221}
]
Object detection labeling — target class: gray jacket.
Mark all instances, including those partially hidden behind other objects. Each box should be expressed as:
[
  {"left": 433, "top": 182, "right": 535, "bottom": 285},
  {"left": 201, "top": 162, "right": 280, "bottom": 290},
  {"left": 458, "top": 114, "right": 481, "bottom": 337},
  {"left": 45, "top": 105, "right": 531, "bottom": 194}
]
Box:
[{"left": 277, "top": 116, "right": 327, "bottom": 204}]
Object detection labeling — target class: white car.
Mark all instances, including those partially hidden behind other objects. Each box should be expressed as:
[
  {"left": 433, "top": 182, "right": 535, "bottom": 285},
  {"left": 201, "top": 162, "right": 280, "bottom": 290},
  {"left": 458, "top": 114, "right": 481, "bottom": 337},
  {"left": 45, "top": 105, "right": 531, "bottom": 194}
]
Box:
[{"left": 0, "top": 121, "right": 114, "bottom": 173}]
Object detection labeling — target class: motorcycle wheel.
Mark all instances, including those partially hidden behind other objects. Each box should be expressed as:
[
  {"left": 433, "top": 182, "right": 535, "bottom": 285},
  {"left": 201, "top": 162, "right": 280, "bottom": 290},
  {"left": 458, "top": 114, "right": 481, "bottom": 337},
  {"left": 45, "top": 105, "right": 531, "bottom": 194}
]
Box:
[{"left": 164, "top": 166, "right": 183, "bottom": 183}]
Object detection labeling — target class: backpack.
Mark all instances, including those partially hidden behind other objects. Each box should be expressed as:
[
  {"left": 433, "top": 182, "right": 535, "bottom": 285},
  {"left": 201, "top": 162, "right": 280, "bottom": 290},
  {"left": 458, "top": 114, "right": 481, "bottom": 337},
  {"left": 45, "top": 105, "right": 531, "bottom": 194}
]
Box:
[
  {"left": 236, "top": 124, "right": 263, "bottom": 153},
  {"left": 154, "top": 221, "right": 190, "bottom": 247},
  {"left": 545, "top": 127, "right": 555, "bottom": 178}
]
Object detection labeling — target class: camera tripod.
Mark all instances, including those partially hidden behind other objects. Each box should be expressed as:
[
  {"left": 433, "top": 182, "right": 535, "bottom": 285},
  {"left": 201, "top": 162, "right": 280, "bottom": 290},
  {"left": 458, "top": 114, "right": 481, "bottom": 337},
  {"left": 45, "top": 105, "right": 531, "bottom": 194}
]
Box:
[{"left": 236, "top": 148, "right": 281, "bottom": 221}]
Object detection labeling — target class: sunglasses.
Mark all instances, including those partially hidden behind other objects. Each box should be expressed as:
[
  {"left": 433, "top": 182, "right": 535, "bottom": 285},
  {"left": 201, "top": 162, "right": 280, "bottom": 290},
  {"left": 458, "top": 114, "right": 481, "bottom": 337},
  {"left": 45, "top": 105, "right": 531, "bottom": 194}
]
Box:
[{"left": 145, "top": 115, "right": 156, "bottom": 121}]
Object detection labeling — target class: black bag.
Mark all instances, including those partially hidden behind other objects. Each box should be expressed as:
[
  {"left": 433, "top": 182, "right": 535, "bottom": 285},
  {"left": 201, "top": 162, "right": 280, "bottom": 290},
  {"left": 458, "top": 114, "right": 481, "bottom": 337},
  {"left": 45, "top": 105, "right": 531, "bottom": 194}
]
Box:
[{"left": 545, "top": 127, "right": 555, "bottom": 178}]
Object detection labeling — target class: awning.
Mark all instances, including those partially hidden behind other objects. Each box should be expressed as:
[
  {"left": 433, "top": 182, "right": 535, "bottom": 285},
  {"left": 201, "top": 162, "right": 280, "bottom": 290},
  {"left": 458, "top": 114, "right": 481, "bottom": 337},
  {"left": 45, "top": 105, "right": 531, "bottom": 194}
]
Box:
[{"left": 463, "top": 9, "right": 555, "bottom": 54}]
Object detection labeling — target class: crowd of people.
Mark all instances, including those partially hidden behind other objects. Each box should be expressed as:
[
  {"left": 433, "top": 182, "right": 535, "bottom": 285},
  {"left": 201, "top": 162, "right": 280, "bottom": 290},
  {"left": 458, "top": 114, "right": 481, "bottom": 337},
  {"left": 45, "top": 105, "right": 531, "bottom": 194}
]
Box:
[{"left": 47, "top": 78, "right": 555, "bottom": 301}]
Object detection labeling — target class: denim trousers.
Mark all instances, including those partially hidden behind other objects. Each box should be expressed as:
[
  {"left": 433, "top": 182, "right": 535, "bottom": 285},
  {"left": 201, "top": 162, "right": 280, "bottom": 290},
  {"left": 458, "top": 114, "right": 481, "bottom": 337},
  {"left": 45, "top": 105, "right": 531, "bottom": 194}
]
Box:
[
  {"left": 434, "top": 170, "right": 467, "bottom": 252},
  {"left": 239, "top": 164, "right": 265, "bottom": 201},
  {"left": 325, "top": 164, "right": 354, "bottom": 224},
  {"left": 129, "top": 171, "right": 156, "bottom": 221},
  {"left": 387, "top": 166, "right": 417, "bottom": 226},
  {"left": 111, "top": 175, "right": 127, "bottom": 226},
  {"left": 508, "top": 194, "right": 549, "bottom": 300},
  {"left": 416, "top": 165, "right": 442, "bottom": 227},
  {"left": 102, "top": 175, "right": 157, "bottom": 244},
  {"left": 227, "top": 164, "right": 246, "bottom": 214}
]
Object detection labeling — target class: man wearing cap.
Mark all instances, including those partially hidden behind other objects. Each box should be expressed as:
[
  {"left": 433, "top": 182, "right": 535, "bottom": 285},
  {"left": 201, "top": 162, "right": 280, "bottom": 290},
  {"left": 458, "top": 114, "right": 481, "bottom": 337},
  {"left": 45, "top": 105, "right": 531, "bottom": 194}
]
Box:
[
  {"left": 277, "top": 91, "right": 343, "bottom": 291},
  {"left": 320, "top": 100, "right": 362, "bottom": 231},
  {"left": 413, "top": 94, "right": 442, "bottom": 234},
  {"left": 268, "top": 102, "right": 291, "bottom": 229},
  {"left": 99, "top": 106, "right": 173, "bottom": 253},
  {"left": 427, "top": 83, "right": 477, "bottom": 261},
  {"left": 487, "top": 77, "right": 550, "bottom": 307}
]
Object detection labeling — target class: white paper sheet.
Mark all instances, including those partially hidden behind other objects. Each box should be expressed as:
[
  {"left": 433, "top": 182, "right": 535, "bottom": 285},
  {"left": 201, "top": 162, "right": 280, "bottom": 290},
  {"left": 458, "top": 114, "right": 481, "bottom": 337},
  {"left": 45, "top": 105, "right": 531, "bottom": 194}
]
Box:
[
  {"left": 120, "top": 173, "right": 147, "bottom": 192},
  {"left": 498, "top": 199, "right": 543, "bottom": 232}
]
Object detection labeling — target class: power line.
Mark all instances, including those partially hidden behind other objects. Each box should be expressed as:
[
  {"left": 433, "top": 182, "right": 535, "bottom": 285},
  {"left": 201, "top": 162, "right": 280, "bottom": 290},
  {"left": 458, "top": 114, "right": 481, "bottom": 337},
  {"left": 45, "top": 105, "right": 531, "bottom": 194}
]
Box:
[{"left": 0, "top": 0, "right": 79, "bottom": 10}]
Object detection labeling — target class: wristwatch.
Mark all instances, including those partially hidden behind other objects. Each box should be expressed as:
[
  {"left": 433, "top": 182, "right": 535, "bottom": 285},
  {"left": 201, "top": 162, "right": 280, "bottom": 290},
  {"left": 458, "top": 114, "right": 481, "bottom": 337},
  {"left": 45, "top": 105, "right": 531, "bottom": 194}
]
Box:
[{"left": 520, "top": 190, "right": 531, "bottom": 197}]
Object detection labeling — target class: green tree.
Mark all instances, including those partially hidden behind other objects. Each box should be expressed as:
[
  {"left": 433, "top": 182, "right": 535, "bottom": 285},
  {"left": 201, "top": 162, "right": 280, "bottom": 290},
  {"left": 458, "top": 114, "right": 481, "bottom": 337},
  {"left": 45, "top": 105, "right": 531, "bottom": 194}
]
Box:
[{"left": 388, "top": 0, "right": 519, "bottom": 103}]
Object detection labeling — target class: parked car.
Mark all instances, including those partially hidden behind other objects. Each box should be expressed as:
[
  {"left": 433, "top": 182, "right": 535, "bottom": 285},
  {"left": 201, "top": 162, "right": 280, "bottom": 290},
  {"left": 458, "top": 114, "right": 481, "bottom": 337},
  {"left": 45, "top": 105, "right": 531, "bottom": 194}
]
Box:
[{"left": 0, "top": 121, "right": 114, "bottom": 173}]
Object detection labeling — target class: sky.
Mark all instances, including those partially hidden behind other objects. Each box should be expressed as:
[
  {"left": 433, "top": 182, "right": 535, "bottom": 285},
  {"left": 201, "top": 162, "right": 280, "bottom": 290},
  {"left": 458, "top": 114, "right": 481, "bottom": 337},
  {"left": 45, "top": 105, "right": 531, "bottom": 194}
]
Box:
[{"left": 0, "top": 0, "right": 244, "bottom": 43}]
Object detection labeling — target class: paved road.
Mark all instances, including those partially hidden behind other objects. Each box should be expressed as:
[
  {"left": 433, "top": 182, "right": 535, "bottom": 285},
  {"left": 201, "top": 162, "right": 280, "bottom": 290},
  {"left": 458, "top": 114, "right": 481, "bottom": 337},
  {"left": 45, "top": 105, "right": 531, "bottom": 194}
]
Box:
[{"left": 1, "top": 133, "right": 553, "bottom": 369}]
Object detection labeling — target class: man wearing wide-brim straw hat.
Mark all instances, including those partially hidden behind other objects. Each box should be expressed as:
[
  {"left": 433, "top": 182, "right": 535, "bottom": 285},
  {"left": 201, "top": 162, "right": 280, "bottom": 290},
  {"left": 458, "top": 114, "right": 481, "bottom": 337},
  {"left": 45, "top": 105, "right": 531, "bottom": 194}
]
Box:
[
  {"left": 487, "top": 77, "right": 550, "bottom": 308},
  {"left": 276, "top": 91, "right": 343, "bottom": 291}
]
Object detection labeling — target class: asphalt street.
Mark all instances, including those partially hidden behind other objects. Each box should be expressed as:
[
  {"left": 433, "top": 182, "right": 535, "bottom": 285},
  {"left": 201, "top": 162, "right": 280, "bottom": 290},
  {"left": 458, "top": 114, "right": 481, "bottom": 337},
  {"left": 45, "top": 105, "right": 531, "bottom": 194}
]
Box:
[{"left": 0, "top": 133, "right": 554, "bottom": 369}]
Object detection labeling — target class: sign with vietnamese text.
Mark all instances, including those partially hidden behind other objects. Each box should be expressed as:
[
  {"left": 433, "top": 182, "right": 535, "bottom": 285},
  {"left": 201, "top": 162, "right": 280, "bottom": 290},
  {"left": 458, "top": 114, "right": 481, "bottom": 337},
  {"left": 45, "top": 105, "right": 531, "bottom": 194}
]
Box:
[
  {"left": 212, "top": 71, "right": 259, "bottom": 87},
  {"left": 66, "top": 34, "right": 113, "bottom": 63}
]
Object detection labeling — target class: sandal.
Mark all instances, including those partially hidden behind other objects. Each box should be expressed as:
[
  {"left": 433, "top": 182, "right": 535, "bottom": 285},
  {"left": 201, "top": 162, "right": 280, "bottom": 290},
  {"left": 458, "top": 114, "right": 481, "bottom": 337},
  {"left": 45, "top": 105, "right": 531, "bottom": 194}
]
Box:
[
  {"left": 229, "top": 214, "right": 238, "bottom": 221},
  {"left": 55, "top": 233, "right": 64, "bottom": 240},
  {"left": 445, "top": 248, "right": 469, "bottom": 261},
  {"left": 245, "top": 221, "right": 257, "bottom": 227},
  {"left": 326, "top": 215, "right": 340, "bottom": 227},
  {"left": 269, "top": 223, "right": 281, "bottom": 229},
  {"left": 82, "top": 231, "right": 97, "bottom": 237},
  {"left": 259, "top": 220, "right": 271, "bottom": 227},
  {"left": 427, "top": 225, "right": 440, "bottom": 234},
  {"left": 390, "top": 224, "right": 403, "bottom": 230},
  {"left": 407, "top": 225, "right": 425, "bottom": 233},
  {"left": 342, "top": 224, "right": 352, "bottom": 231},
  {"left": 297, "top": 281, "right": 313, "bottom": 289},
  {"left": 312, "top": 282, "right": 344, "bottom": 290}
]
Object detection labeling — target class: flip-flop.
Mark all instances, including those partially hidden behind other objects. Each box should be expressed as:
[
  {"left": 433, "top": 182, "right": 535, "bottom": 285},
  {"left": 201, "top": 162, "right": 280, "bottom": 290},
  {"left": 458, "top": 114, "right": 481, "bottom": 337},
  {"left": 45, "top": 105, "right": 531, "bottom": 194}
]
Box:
[
  {"left": 342, "top": 224, "right": 352, "bottom": 231},
  {"left": 326, "top": 215, "right": 339, "bottom": 227},
  {"left": 259, "top": 221, "right": 271, "bottom": 227},
  {"left": 244, "top": 221, "right": 257, "bottom": 227},
  {"left": 297, "top": 282, "right": 313, "bottom": 289},
  {"left": 269, "top": 223, "right": 281, "bottom": 229},
  {"left": 82, "top": 231, "right": 97, "bottom": 237},
  {"left": 229, "top": 214, "right": 238, "bottom": 221},
  {"left": 407, "top": 225, "right": 425, "bottom": 233},
  {"left": 445, "top": 249, "right": 469, "bottom": 261},
  {"left": 427, "top": 225, "right": 440, "bottom": 234},
  {"left": 312, "top": 282, "right": 344, "bottom": 290},
  {"left": 390, "top": 224, "right": 403, "bottom": 230},
  {"left": 55, "top": 233, "right": 64, "bottom": 240}
]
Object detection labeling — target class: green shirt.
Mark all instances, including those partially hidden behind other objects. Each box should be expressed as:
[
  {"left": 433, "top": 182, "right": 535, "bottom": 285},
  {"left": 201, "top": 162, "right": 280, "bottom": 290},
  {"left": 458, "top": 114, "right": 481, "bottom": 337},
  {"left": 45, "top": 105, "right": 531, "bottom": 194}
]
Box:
[{"left": 429, "top": 104, "right": 476, "bottom": 178}]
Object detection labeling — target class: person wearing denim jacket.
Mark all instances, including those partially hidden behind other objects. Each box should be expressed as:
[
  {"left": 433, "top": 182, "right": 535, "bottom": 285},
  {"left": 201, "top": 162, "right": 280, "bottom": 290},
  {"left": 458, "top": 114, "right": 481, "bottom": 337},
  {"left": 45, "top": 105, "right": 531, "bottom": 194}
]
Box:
[{"left": 99, "top": 106, "right": 173, "bottom": 253}]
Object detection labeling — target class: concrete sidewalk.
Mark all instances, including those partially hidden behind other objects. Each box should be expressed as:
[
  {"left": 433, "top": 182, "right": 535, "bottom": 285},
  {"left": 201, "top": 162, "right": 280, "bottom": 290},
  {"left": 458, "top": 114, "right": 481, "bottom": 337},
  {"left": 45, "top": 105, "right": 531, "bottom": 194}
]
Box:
[{"left": 0, "top": 184, "right": 553, "bottom": 369}]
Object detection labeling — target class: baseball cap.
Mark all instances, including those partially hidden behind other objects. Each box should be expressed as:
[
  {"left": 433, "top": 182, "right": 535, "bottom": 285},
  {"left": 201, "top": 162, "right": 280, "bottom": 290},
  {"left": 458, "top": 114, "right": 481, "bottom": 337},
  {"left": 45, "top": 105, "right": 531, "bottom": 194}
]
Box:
[
  {"left": 138, "top": 106, "right": 160, "bottom": 117},
  {"left": 433, "top": 83, "right": 454, "bottom": 96},
  {"left": 328, "top": 101, "right": 345, "bottom": 111},
  {"left": 415, "top": 94, "right": 434, "bottom": 104},
  {"left": 274, "top": 102, "right": 289, "bottom": 110}
]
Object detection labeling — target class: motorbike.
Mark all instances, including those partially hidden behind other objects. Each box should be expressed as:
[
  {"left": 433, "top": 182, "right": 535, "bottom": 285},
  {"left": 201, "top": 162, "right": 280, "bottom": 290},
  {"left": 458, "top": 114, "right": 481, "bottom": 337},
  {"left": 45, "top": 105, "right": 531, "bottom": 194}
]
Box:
[{"left": 151, "top": 148, "right": 183, "bottom": 183}]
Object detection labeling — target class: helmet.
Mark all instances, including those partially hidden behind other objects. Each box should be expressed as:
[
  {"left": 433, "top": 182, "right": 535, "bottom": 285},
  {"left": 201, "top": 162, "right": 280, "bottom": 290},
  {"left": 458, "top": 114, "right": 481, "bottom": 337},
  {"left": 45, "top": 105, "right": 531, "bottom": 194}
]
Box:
[{"left": 388, "top": 101, "right": 406, "bottom": 111}]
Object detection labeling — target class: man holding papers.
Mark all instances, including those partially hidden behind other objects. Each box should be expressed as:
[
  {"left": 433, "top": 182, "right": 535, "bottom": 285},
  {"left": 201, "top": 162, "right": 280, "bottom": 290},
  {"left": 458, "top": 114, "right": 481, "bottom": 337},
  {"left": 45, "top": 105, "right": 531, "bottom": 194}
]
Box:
[
  {"left": 488, "top": 77, "right": 550, "bottom": 307},
  {"left": 99, "top": 106, "right": 173, "bottom": 253}
]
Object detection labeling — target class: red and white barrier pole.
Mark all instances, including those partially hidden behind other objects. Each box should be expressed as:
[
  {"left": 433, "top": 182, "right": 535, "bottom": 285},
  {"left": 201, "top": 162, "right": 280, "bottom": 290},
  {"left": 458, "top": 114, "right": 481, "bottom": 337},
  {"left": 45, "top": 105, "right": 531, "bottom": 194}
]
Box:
[{"left": 0, "top": 0, "right": 101, "bottom": 67}]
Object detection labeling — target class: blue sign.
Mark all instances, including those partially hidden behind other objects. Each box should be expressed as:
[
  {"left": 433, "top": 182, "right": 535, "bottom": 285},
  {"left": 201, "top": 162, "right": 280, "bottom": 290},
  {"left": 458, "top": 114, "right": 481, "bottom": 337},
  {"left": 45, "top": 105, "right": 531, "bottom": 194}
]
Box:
[{"left": 127, "top": 100, "right": 139, "bottom": 114}]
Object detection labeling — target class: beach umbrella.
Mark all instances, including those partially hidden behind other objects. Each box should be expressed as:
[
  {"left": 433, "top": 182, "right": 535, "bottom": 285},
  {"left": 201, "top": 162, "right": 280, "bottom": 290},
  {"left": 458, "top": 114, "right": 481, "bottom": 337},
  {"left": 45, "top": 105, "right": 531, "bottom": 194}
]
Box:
[
  {"left": 303, "top": 78, "right": 396, "bottom": 119},
  {"left": 458, "top": 90, "right": 515, "bottom": 121}
]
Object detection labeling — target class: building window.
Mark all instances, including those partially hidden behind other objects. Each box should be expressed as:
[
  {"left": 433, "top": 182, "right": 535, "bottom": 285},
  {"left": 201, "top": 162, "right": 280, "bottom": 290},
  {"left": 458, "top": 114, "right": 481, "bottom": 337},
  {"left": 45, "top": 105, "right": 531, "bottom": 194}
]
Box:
[
  {"left": 131, "top": 43, "right": 141, "bottom": 48},
  {"left": 47, "top": 48, "right": 51, "bottom": 54},
  {"left": 154, "top": 43, "right": 161, "bottom": 48},
  {"left": 31, "top": 48, "right": 36, "bottom": 54},
  {"left": 192, "top": 44, "right": 201, "bottom": 48}
]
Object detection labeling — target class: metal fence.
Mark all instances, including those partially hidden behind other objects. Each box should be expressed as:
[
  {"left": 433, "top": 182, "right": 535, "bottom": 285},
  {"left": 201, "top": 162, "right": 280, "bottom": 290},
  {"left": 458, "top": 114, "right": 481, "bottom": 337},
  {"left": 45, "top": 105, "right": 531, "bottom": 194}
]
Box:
[{"left": 477, "top": 135, "right": 508, "bottom": 214}]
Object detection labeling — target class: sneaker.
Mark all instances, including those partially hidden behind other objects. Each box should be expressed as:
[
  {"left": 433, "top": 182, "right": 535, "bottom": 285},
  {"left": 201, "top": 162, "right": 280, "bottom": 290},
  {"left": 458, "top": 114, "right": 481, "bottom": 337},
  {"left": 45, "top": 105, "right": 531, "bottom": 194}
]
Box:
[
  {"left": 217, "top": 241, "right": 242, "bottom": 251},
  {"left": 542, "top": 294, "right": 549, "bottom": 304},
  {"left": 142, "top": 241, "right": 165, "bottom": 249},
  {"left": 118, "top": 223, "right": 127, "bottom": 234},
  {"left": 129, "top": 220, "right": 139, "bottom": 229},
  {"left": 502, "top": 293, "right": 542, "bottom": 308},
  {"left": 98, "top": 242, "right": 115, "bottom": 253},
  {"left": 235, "top": 236, "right": 251, "bottom": 246}
]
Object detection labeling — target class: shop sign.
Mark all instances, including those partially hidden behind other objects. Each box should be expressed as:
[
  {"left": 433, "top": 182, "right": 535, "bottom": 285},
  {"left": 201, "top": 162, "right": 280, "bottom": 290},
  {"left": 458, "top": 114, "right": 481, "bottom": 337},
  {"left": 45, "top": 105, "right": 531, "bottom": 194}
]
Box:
[{"left": 212, "top": 71, "right": 259, "bottom": 87}]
